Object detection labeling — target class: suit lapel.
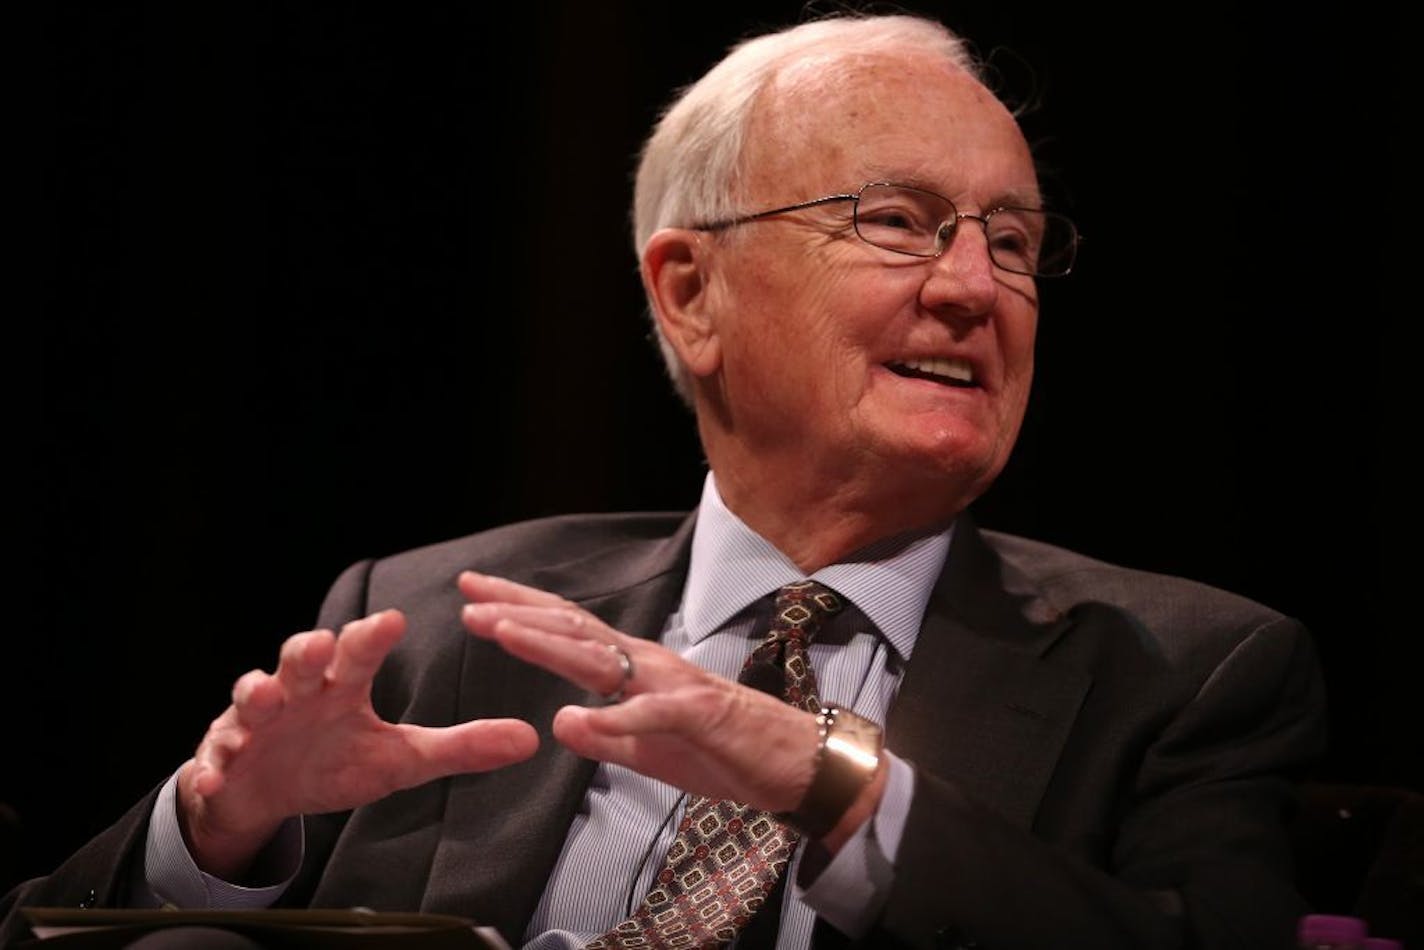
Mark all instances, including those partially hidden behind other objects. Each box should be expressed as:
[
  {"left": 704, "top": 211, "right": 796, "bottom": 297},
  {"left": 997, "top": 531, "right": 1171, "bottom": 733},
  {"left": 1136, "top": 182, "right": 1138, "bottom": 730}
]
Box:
[
  {"left": 421, "top": 515, "right": 697, "bottom": 935},
  {"left": 887, "top": 518, "right": 1091, "bottom": 830}
]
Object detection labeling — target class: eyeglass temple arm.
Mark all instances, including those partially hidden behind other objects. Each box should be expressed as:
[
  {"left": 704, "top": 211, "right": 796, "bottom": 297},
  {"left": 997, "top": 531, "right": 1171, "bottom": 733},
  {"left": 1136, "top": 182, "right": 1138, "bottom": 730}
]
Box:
[{"left": 695, "top": 194, "right": 859, "bottom": 231}]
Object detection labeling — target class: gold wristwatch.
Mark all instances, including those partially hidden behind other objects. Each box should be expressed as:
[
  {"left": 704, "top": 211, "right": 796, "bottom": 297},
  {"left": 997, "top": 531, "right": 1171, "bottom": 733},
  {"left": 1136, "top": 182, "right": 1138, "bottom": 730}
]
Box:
[{"left": 780, "top": 705, "right": 884, "bottom": 839}]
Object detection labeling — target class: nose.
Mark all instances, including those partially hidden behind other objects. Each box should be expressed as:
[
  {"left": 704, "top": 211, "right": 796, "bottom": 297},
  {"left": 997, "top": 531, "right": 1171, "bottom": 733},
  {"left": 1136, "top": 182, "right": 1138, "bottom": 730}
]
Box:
[{"left": 919, "top": 215, "right": 999, "bottom": 318}]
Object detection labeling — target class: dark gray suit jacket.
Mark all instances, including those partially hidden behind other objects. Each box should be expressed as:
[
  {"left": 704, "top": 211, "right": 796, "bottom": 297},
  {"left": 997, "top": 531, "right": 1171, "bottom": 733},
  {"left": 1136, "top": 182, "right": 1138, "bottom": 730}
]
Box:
[{"left": 1, "top": 512, "right": 1326, "bottom": 949}]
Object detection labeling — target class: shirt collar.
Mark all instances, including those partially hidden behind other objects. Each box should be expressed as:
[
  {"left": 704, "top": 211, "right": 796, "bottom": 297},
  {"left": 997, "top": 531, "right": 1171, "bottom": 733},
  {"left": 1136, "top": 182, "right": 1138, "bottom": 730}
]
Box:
[{"left": 680, "top": 472, "right": 952, "bottom": 661}]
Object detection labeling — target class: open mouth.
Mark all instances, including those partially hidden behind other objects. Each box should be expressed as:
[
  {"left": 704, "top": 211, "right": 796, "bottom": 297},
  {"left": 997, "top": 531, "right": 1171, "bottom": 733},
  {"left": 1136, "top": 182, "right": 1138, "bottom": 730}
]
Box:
[{"left": 886, "top": 357, "right": 976, "bottom": 388}]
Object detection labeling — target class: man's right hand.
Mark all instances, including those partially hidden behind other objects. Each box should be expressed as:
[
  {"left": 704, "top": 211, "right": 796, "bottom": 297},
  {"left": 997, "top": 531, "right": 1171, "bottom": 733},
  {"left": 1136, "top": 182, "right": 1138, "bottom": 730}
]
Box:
[{"left": 176, "top": 609, "right": 539, "bottom": 881}]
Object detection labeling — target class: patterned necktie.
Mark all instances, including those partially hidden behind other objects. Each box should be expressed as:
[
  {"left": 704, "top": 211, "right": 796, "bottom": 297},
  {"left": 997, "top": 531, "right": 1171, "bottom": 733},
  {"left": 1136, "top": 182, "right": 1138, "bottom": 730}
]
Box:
[{"left": 586, "top": 580, "right": 844, "bottom": 950}]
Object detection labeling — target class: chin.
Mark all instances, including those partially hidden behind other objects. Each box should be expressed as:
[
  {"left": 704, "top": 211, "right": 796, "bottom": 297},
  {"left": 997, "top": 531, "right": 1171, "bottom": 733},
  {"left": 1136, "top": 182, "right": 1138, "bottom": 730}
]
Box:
[
  {"left": 902, "top": 420, "right": 1003, "bottom": 466},
  {"left": 877, "top": 433, "right": 1007, "bottom": 502}
]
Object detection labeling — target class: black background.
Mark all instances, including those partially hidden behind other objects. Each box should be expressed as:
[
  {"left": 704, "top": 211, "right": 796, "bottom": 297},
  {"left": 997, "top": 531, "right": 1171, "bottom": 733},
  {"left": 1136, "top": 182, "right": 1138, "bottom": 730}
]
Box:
[{"left": 18, "top": 0, "right": 1408, "bottom": 896}]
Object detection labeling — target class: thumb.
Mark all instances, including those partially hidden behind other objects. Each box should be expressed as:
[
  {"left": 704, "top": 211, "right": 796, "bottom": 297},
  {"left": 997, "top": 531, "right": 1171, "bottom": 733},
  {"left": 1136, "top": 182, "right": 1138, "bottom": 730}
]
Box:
[{"left": 402, "top": 718, "right": 540, "bottom": 783}]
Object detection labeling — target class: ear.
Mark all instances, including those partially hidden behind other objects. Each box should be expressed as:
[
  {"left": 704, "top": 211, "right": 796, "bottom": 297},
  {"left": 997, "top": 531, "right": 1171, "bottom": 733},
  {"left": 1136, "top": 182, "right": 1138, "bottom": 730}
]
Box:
[{"left": 641, "top": 228, "right": 722, "bottom": 379}]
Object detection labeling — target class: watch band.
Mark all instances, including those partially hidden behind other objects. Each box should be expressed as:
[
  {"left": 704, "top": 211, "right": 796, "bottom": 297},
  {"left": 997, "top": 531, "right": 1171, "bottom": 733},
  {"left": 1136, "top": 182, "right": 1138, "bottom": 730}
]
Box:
[{"left": 780, "top": 705, "right": 884, "bottom": 839}]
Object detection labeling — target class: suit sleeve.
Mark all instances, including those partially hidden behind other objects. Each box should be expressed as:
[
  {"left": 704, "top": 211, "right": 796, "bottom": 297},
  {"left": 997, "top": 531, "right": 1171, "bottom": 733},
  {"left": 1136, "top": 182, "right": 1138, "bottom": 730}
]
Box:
[
  {"left": 875, "top": 617, "right": 1327, "bottom": 950},
  {"left": 0, "top": 788, "right": 162, "bottom": 946},
  {"left": 0, "top": 559, "right": 379, "bottom": 944}
]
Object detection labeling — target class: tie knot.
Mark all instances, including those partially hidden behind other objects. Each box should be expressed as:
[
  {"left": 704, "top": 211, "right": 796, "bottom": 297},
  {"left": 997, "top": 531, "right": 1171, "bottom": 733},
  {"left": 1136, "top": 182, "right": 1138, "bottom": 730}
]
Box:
[
  {"left": 738, "top": 582, "right": 840, "bottom": 709},
  {"left": 772, "top": 580, "right": 843, "bottom": 634}
]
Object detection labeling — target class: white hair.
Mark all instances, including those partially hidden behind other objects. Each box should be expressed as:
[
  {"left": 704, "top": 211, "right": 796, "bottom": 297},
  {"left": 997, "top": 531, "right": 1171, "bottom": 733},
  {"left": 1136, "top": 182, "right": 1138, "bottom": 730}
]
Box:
[{"left": 632, "top": 14, "right": 984, "bottom": 403}]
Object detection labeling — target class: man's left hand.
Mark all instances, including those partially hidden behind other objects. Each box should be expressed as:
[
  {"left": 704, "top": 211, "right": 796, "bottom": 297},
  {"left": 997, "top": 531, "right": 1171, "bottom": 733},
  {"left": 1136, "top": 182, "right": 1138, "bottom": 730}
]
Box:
[{"left": 459, "top": 570, "right": 822, "bottom": 814}]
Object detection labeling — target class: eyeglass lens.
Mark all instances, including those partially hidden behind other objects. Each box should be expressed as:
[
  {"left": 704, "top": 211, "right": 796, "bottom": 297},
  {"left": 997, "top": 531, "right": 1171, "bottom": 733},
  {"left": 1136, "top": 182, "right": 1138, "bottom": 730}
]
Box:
[{"left": 852, "top": 183, "right": 1075, "bottom": 277}]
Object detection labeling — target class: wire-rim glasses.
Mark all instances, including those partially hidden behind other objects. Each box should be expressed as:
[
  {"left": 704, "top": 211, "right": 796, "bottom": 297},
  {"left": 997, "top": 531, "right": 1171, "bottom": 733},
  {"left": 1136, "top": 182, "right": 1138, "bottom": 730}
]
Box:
[{"left": 693, "top": 181, "right": 1079, "bottom": 278}]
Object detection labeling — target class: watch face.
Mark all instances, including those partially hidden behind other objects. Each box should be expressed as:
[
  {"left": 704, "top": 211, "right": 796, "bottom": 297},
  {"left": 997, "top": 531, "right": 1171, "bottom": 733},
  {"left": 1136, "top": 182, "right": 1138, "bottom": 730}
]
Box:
[
  {"left": 826, "top": 709, "right": 883, "bottom": 772},
  {"left": 781, "top": 707, "right": 886, "bottom": 838}
]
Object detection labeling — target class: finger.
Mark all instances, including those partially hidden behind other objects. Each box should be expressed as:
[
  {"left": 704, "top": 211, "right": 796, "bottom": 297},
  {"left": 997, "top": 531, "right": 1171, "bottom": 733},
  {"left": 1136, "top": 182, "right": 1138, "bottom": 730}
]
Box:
[
  {"left": 209, "top": 725, "right": 250, "bottom": 762},
  {"left": 231, "top": 669, "right": 284, "bottom": 727},
  {"left": 458, "top": 571, "right": 574, "bottom": 610},
  {"left": 461, "top": 601, "right": 607, "bottom": 645},
  {"left": 192, "top": 720, "right": 250, "bottom": 794},
  {"left": 327, "top": 609, "right": 406, "bottom": 688},
  {"left": 470, "top": 611, "right": 706, "bottom": 697},
  {"left": 552, "top": 695, "right": 819, "bottom": 810},
  {"left": 554, "top": 687, "right": 808, "bottom": 760},
  {"left": 395, "top": 719, "right": 540, "bottom": 786},
  {"left": 274, "top": 629, "right": 337, "bottom": 700},
  {"left": 186, "top": 757, "right": 225, "bottom": 799},
  {"left": 558, "top": 690, "right": 720, "bottom": 739},
  {"left": 547, "top": 703, "right": 681, "bottom": 787},
  {"left": 474, "top": 616, "right": 635, "bottom": 696}
]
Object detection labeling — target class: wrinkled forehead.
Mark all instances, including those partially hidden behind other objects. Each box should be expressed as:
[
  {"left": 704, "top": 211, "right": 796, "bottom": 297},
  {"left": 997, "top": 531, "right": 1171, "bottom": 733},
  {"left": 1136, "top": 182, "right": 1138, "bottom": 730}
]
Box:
[{"left": 739, "top": 50, "right": 1039, "bottom": 207}]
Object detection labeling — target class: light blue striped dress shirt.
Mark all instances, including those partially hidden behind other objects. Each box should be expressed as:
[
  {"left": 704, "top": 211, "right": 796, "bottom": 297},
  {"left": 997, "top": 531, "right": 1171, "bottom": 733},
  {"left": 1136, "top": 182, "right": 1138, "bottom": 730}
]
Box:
[
  {"left": 524, "top": 474, "right": 950, "bottom": 948},
  {"left": 142, "top": 473, "right": 952, "bottom": 950}
]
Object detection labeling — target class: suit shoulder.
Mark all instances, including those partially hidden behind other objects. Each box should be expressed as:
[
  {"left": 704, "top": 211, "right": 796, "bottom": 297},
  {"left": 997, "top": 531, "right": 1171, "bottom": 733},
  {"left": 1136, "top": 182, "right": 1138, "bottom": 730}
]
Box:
[
  {"left": 362, "top": 511, "right": 691, "bottom": 602},
  {"left": 383, "top": 511, "right": 689, "bottom": 567},
  {"left": 978, "top": 528, "right": 1295, "bottom": 635},
  {"left": 971, "top": 530, "right": 1321, "bottom": 712}
]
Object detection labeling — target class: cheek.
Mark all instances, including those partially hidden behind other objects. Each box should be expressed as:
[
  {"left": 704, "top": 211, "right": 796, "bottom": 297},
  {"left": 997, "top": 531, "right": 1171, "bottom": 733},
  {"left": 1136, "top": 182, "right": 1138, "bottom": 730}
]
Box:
[{"left": 728, "top": 261, "right": 863, "bottom": 375}]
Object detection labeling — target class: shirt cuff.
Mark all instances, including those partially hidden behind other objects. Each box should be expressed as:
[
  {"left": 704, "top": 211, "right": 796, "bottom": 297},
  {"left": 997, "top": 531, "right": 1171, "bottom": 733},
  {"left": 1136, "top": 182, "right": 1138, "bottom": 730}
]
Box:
[
  {"left": 796, "top": 751, "right": 913, "bottom": 938},
  {"left": 141, "top": 769, "right": 303, "bottom": 909}
]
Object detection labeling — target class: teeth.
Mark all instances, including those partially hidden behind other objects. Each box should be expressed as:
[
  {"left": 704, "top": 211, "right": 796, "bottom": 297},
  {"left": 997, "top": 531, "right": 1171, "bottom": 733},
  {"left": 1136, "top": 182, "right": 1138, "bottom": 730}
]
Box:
[{"left": 898, "top": 357, "right": 974, "bottom": 383}]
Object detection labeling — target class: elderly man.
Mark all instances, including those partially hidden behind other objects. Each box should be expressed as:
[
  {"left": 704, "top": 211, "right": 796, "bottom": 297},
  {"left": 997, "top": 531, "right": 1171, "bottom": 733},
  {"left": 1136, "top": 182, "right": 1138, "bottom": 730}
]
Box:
[{"left": 4, "top": 13, "right": 1324, "bottom": 950}]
